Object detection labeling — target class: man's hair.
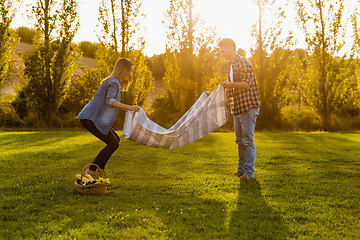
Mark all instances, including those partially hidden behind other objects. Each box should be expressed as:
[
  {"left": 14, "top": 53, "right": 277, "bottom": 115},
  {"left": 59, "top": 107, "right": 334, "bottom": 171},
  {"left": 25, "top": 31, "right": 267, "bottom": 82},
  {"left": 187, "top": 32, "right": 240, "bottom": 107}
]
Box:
[{"left": 219, "top": 38, "right": 236, "bottom": 51}]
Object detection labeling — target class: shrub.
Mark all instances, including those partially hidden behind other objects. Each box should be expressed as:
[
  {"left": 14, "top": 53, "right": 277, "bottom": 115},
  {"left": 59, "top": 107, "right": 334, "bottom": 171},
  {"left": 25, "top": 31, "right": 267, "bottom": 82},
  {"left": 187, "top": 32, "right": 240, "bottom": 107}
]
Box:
[
  {"left": 0, "top": 28, "right": 19, "bottom": 86},
  {"left": 0, "top": 96, "right": 23, "bottom": 127},
  {"left": 147, "top": 95, "right": 178, "bottom": 129},
  {"left": 332, "top": 116, "right": 360, "bottom": 131},
  {"left": 281, "top": 105, "right": 321, "bottom": 131},
  {"left": 59, "top": 67, "right": 100, "bottom": 125},
  {"left": 16, "top": 27, "right": 36, "bottom": 44},
  {"left": 78, "top": 41, "right": 98, "bottom": 58}
]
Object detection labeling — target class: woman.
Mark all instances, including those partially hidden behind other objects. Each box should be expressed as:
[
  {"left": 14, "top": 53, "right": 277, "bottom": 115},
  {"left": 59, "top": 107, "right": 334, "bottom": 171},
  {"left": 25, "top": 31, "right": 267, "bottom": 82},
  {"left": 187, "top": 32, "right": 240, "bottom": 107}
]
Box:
[{"left": 77, "top": 58, "right": 140, "bottom": 175}]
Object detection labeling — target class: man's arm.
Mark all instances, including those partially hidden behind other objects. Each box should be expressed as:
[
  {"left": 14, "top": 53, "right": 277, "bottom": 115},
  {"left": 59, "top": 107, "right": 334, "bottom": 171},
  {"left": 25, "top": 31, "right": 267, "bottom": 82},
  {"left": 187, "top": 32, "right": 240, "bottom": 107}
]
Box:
[{"left": 220, "top": 80, "right": 250, "bottom": 90}]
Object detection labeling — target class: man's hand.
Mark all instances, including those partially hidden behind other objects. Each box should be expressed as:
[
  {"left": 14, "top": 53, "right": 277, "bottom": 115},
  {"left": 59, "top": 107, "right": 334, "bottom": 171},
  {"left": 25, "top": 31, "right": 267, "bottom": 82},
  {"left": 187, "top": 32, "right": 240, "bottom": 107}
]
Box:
[
  {"left": 221, "top": 80, "right": 250, "bottom": 90},
  {"left": 220, "top": 80, "right": 232, "bottom": 88}
]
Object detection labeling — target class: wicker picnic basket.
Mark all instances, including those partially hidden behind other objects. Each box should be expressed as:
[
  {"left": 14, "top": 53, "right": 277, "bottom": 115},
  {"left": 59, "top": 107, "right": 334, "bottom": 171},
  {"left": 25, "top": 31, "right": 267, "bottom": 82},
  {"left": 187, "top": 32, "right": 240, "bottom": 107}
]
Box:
[{"left": 74, "top": 163, "right": 108, "bottom": 195}]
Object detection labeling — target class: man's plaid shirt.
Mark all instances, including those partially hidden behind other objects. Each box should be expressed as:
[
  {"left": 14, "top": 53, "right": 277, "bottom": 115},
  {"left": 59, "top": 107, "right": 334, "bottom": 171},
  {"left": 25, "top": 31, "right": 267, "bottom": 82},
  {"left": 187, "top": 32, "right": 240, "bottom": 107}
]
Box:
[{"left": 226, "top": 54, "right": 260, "bottom": 116}]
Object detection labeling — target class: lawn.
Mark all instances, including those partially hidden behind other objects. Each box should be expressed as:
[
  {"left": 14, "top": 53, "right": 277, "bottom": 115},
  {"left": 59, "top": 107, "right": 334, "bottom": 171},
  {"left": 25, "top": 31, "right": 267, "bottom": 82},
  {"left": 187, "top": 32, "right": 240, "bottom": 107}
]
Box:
[{"left": 1, "top": 131, "right": 359, "bottom": 239}]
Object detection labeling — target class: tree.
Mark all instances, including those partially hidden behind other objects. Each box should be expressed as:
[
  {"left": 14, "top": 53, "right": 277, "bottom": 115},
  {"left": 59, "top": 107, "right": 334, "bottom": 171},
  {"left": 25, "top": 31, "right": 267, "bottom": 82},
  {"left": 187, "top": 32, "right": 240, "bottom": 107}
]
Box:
[
  {"left": 16, "top": 26, "right": 37, "bottom": 44},
  {"left": 96, "top": 0, "right": 153, "bottom": 117},
  {"left": 345, "top": 2, "right": 360, "bottom": 117},
  {"left": 14, "top": 0, "right": 81, "bottom": 125},
  {"left": 296, "top": 0, "right": 347, "bottom": 129},
  {"left": 147, "top": 53, "right": 166, "bottom": 80},
  {"left": 0, "top": 0, "right": 19, "bottom": 86},
  {"left": 98, "top": 0, "right": 143, "bottom": 56},
  {"left": 59, "top": 67, "right": 100, "bottom": 118},
  {"left": 250, "top": 0, "right": 293, "bottom": 129},
  {"left": 161, "top": 0, "right": 197, "bottom": 115},
  {"left": 154, "top": 0, "right": 222, "bottom": 126}
]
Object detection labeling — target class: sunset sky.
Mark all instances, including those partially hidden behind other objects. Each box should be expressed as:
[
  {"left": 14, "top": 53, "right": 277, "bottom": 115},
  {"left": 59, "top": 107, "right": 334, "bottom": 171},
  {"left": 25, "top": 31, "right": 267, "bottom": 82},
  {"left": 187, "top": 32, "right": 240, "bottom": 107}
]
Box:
[{"left": 11, "top": 0, "right": 357, "bottom": 56}]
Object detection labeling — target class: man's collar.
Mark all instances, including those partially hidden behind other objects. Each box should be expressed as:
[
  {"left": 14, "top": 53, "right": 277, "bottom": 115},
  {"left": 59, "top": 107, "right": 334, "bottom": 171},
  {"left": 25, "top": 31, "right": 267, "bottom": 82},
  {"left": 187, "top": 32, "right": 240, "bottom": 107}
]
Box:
[{"left": 228, "top": 54, "right": 239, "bottom": 65}]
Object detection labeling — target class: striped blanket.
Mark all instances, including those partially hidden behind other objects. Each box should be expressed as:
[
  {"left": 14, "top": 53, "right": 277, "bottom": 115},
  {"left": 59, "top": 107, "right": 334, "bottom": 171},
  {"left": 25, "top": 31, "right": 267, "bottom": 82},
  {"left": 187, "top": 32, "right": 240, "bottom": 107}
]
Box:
[{"left": 123, "top": 84, "right": 228, "bottom": 149}]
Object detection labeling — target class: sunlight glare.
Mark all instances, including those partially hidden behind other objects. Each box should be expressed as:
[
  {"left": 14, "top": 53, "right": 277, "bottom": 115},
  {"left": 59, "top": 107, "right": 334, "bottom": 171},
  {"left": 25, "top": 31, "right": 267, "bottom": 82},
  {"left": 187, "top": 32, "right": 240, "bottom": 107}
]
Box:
[{"left": 194, "top": 0, "right": 258, "bottom": 55}]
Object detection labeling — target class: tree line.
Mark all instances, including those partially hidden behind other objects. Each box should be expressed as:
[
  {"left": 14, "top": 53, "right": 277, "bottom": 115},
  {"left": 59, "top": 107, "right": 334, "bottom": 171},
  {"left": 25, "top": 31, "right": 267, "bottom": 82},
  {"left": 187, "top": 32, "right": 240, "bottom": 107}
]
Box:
[{"left": 1, "top": 0, "right": 360, "bottom": 131}]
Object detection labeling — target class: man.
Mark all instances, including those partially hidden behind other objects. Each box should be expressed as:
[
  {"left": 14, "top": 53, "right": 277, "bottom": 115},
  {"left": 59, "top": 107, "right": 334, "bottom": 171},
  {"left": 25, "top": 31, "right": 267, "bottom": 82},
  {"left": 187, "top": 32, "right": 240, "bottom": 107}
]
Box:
[{"left": 219, "top": 38, "right": 260, "bottom": 179}]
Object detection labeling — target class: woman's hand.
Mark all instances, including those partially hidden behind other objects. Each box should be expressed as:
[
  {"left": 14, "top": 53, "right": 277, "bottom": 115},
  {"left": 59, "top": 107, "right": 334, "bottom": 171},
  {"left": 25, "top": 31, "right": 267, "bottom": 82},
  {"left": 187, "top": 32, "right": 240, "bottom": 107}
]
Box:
[
  {"left": 111, "top": 101, "right": 140, "bottom": 112},
  {"left": 129, "top": 105, "right": 140, "bottom": 112}
]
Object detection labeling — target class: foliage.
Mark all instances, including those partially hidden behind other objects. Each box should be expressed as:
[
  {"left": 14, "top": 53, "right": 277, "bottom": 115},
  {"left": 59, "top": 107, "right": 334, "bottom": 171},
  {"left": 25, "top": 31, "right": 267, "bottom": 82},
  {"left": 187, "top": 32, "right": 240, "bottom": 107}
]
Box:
[
  {"left": 0, "top": 0, "right": 19, "bottom": 87},
  {"left": 150, "top": 0, "right": 222, "bottom": 127},
  {"left": 348, "top": 2, "right": 360, "bottom": 118},
  {"left": 96, "top": 0, "right": 154, "bottom": 116},
  {"left": 0, "top": 95, "right": 23, "bottom": 127},
  {"left": 250, "top": 0, "right": 294, "bottom": 130},
  {"left": 13, "top": 0, "right": 81, "bottom": 126},
  {"left": 14, "top": 41, "right": 81, "bottom": 126},
  {"left": 280, "top": 105, "right": 321, "bottom": 131},
  {"left": 78, "top": 41, "right": 98, "bottom": 58},
  {"left": 1, "top": 131, "right": 360, "bottom": 239},
  {"left": 2, "top": 0, "right": 360, "bottom": 131},
  {"left": 16, "top": 26, "right": 36, "bottom": 44},
  {"left": 57, "top": 67, "right": 100, "bottom": 127},
  {"left": 351, "top": 2, "right": 360, "bottom": 56},
  {"left": 251, "top": 47, "right": 293, "bottom": 130},
  {"left": 59, "top": 68, "right": 101, "bottom": 116},
  {"left": 295, "top": 0, "right": 347, "bottom": 129},
  {"left": 123, "top": 51, "right": 154, "bottom": 106},
  {"left": 147, "top": 94, "right": 177, "bottom": 129},
  {"left": 147, "top": 53, "right": 166, "bottom": 80},
  {"left": 98, "top": 0, "right": 143, "bottom": 55}
]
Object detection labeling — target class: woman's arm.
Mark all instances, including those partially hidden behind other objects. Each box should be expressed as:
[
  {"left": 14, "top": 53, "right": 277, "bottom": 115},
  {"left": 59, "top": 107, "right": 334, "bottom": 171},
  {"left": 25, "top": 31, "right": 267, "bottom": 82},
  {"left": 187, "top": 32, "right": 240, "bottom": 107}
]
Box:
[{"left": 111, "top": 101, "right": 140, "bottom": 112}]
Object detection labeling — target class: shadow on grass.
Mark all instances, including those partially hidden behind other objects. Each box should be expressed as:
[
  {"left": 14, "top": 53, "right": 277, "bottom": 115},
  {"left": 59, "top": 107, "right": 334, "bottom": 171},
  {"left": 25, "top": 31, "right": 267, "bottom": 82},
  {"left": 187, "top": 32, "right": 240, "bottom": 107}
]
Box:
[{"left": 228, "top": 178, "right": 288, "bottom": 239}]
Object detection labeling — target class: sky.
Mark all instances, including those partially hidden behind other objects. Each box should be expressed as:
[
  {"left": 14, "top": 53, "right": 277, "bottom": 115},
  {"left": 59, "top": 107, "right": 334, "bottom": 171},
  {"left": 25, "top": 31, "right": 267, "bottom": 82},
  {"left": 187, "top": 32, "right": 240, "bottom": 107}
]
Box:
[
  {"left": 10, "top": 0, "right": 358, "bottom": 57},
  {"left": 11, "top": 0, "right": 259, "bottom": 56}
]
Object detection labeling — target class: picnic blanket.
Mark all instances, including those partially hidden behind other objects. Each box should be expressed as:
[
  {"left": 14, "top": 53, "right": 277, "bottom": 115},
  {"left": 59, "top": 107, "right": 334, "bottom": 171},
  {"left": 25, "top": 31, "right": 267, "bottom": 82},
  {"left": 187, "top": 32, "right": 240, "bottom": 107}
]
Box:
[{"left": 122, "top": 84, "right": 228, "bottom": 149}]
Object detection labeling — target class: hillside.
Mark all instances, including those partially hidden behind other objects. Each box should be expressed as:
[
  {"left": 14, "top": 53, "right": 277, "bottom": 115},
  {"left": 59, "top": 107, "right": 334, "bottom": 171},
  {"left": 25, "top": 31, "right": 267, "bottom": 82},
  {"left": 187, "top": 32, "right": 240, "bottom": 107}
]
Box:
[
  {"left": 0, "top": 42, "right": 97, "bottom": 96},
  {"left": 0, "top": 42, "right": 163, "bottom": 106}
]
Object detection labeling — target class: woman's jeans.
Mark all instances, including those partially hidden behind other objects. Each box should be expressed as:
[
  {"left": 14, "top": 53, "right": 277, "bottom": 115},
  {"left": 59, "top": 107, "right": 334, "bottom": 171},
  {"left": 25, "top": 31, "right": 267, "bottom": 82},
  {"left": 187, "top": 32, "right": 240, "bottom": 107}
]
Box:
[
  {"left": 233, "top": 108, "right": 259, "bottom": 178},
  {"left": 80, "top": 119, "right": 120, "bottom": 171}
]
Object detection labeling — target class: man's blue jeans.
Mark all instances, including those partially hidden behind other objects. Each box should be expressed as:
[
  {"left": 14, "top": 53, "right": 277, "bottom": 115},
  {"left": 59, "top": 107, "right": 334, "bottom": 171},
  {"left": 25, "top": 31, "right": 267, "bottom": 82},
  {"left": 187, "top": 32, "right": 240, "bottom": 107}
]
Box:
[{"left": 233, "top": 108, "right": 259, "bottom": 178}]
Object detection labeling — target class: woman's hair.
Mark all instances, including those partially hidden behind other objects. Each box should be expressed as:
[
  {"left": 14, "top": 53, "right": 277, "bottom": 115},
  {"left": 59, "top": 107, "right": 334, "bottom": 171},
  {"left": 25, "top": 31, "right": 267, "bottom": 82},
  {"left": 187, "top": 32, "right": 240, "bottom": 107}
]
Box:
[
  {"left": 218, "top": 38, "right": 236, "bottom": 51},
  {"left": 101, "top": 58, "right": 134, "bottom": 91}
]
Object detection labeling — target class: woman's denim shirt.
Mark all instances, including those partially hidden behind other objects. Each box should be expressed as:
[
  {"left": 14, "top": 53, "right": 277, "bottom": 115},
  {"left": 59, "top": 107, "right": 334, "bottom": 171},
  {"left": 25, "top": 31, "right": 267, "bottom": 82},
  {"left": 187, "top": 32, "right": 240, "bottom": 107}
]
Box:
[{"left": 77, "top": 78, "right": 121, "bottom": 135}]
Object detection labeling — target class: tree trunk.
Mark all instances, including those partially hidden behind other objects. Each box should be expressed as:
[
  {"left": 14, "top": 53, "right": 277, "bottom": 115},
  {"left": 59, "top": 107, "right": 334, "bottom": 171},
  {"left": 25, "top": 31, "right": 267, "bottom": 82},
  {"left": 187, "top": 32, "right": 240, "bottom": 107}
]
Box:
[
  {"left": 121, "top": 0, "right": 126, "bottom": 57},
  {"left": 319, "top": 0, "right": 329, "bottom": 129},
  {"left": 43, "top": 0, "right": 54, "bottom": 124},
  {"left": 110, "top": 0, "right": 118, "bottom": 54}
]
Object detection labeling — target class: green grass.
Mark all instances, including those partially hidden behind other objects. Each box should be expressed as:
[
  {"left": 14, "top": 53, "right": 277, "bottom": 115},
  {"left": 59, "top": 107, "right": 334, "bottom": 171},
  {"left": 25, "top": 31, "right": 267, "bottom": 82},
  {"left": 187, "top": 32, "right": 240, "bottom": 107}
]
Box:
[{"left": 1, "top": 131, "right": 359, "bottom": 239}]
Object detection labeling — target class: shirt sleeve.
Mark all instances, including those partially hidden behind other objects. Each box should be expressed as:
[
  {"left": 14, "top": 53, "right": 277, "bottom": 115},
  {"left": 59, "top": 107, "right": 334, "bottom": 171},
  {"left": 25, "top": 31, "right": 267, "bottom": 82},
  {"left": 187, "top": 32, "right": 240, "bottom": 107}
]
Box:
[
  {"left": 105, "top": 81, "right": 120, "bottom": 106},
  {"left": 234, "top": 58, "right": 255, "bottom": 85}
]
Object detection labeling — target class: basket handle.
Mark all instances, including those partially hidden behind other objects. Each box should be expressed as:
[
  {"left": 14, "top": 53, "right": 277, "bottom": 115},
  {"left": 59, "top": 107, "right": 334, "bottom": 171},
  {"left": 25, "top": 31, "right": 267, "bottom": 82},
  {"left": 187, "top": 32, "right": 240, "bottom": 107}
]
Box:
[{"left": 80, "top": 163, "right": 102, "bottom": 182}]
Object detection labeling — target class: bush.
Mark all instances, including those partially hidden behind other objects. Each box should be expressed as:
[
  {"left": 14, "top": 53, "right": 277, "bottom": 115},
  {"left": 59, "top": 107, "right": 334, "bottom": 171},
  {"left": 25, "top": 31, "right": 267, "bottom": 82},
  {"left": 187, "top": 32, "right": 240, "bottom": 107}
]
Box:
[
  {"left": 59, "top": 67, "right": 101, "bottom": 126},
  {"left": 0, "top": 28, "right": 19, "bottom": 86},
  {"left": 0, "top": 96, "right": 23, "bottom": 127},
  {"left": 16, "top": 27, "right": 36, "bottom": 44},
  {"left": 281, "top": 105, "right": 321, "bottom": 131},
  {"left": 332, "top": 116, "right": 360, "bottom": 131},
  {"left": 78, "top": 41, "right": 98, "bottom": 58},
  {"left": 147, "top": 53, "right": 166, "bottom": 80},
  {"left": 147, "top": 95, "right": 178, "bottom": 129}
]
